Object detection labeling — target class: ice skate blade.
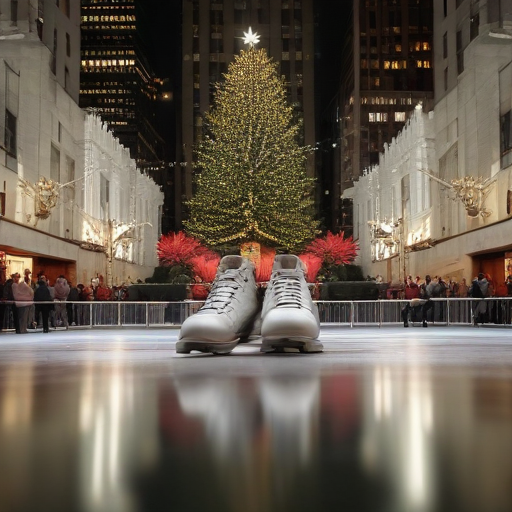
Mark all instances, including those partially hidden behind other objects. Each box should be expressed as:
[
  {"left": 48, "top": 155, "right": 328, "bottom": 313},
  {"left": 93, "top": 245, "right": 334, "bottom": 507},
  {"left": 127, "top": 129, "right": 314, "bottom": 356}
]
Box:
[
  {"left": 260, "top": 337, "right": 323, "bottom": 354},
  {"left": 176, "top": 338, "right": 239, "bottom": 355}
]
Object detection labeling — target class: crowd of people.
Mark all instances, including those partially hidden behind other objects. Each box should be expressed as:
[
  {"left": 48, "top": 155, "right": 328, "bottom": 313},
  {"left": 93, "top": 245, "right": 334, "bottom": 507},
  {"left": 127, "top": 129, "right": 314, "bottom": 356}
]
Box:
[
  {"left": 0, "top": 270, "right": 130, "bottom": 334},
  {"left": 400, "top": 272, "right": 512, "bottom": 327}
]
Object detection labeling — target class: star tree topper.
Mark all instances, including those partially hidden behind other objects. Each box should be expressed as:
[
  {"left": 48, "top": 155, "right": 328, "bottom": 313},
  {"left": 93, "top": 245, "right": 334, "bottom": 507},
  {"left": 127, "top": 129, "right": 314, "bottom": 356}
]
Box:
[{"left": 243, "top": 27, "right": 260, "bottom": 47}]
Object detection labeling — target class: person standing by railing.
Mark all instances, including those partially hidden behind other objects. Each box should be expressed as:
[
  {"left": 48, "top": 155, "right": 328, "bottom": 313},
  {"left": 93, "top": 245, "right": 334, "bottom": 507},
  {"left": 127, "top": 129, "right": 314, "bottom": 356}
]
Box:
[
  {"left": 471, "top": 273, "right": 489, "bottom": 326},
  {"left": 95, "top": 275, "right": 112, "bottom": 301},
  {"left": 3, "top": 274, "right": 19, "bottom": 332},
  {"left": 66, "top": 282, "right": 80, "bottom": 326},
  {"left": 34, "top": 277, "right": 52, "bottom": 333},
  {"left": 448, "top": 277, "right": 459, "bottom": 298},
  {"left": 54, "top": 275, "right": 70, "bottom": 329},
  {"left": 419, "top": 275, "right": 436, "bottom": 323},
  {"left": 404, "top": 276, "right": 420, "bottom": 300},
  {"left": 12, "top": 273, "right": 34, "bottom": 334},
  {"left": 457, "top": 277, "right": 469, "bottom": 298}
]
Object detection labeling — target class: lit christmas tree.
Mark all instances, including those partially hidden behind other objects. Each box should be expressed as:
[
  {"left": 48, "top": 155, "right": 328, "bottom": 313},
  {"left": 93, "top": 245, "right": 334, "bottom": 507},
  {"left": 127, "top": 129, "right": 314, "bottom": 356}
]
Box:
[{"left": 185, "top": 35, "right": 319, "bottom": 252}]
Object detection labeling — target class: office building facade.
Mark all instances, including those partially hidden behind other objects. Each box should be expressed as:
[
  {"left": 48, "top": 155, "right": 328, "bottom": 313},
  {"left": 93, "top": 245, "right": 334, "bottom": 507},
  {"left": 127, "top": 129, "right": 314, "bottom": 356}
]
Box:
[{"left": 0, "top": 0, "right": 162, "bottom": 285}]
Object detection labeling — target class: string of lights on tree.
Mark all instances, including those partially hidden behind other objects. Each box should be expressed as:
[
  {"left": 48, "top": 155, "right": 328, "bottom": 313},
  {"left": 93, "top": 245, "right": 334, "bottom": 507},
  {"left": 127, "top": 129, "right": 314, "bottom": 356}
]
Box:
[{"left": 184, "top": 32, "right": 319, "bottom": 252}]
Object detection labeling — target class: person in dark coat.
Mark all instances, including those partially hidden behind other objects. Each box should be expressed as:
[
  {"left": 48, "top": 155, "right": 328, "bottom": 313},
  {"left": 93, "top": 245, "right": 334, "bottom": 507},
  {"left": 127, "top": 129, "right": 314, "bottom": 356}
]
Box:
[
  {"left": 67, "top": 282, "right": 80, "bottom": 326},
  {"left": 3, "top": 274, "right": 20, "bottom": 333},
  {"left": 34, "top": 277, "right": 52, "bottom": 333}
]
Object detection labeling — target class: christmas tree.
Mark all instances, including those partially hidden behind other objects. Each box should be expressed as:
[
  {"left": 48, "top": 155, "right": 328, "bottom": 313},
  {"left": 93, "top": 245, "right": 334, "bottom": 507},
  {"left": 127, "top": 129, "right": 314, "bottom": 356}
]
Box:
[{"left": 185, "top": 40, "right": 319, "bottom": 252}]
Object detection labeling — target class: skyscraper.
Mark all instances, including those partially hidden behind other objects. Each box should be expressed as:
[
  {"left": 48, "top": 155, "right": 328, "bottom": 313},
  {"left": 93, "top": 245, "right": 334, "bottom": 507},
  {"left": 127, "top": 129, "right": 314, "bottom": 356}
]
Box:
[
  {"left": 178, "top": 0, "right": 317, "bottom": 229},
  {"left": 339, "top": 0, "right": 434, "bottom": 188},
  {"left": 80, "top": 0, "right": 167, "bottom": 171}
]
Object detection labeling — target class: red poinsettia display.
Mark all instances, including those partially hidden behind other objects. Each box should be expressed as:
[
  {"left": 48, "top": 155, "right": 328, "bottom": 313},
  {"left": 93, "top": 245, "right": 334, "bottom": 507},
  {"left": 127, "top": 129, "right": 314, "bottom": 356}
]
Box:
[
  {"left": 303, "top": 231, "right": 358, "bottom": 266},
  {"left": 191, "top": 253, "right": 221, "bottom": 283},
  {"left": 255, "top": 246, "right": 276, "bottom": 283},
  {"left": 189, "top": 253, "right": 220, "bottom": 300},
  {"left": 157, "top": 231, "right": 210, "bottom": 267},
  {"left": 299, "top": 253, "right": 323, "bottom": 283}
]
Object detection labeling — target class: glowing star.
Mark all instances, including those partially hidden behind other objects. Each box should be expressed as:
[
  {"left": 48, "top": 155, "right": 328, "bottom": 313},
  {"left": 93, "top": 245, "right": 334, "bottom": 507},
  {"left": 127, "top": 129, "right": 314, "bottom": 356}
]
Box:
[{"left": 243, "top": 27, "right": 260, "bottom": 47}]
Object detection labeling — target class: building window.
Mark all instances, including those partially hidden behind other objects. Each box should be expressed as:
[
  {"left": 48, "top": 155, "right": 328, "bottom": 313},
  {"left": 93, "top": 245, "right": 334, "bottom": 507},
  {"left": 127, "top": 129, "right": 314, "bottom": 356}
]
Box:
[
  {"left": 51, "top": 29, "right": 57, "bottom": 74},
  {"left": 100, "top": 174, "right": 109, "bottom": 220},
  {"left": 456, "top": 30, "right": 464, "bottom": 74},
  {"left": 4, "top": 110, "right": 16, "bottom": 157},
  {"left": 395, "top": 112, "right": 406, "bottom": 122},
  {"left": 470, "top": 13, "right": 479, "bottom": 41},
  {"left": 500, "top": 63, "right": 512, "bottom": 168},
  {"left": 61, "top": 0, "right": 70, "bottom": 17},
  {"left": 443, "top": 32, "right": 447, "bottom": 58},
  {"left": 444, "top": 67, "right": 448, "bottom": 91},
  {"left": 368, "top": 112, "right": 388, "bottom": 122},
  {"left": 66, "top": 33, "right": 71, "bottom": 56},
  {"left": 50, "top": 144, "right": 60, "bottom": 182},
  {"left": 65, "top": 156, "right": 75, "bottom": 200},
  {"left": 11, "top": 0, "right": 18, "bottom": 22}
]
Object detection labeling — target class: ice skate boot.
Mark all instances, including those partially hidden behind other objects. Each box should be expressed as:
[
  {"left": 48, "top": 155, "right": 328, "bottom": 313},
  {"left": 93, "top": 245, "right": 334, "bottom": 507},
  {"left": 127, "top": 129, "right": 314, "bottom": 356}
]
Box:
[
  {"left": 260, "top": 254, "right": 322, "bottom": 353},
  {"left": 177, "top": 256, "right": 259, "bottom": 355}
]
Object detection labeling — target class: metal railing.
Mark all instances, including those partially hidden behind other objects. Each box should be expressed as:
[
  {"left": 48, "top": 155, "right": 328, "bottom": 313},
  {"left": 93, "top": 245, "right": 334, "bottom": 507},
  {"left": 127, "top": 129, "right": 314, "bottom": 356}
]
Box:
[{"left": 1, "top": 298, "right": 512, "bottom": 330}]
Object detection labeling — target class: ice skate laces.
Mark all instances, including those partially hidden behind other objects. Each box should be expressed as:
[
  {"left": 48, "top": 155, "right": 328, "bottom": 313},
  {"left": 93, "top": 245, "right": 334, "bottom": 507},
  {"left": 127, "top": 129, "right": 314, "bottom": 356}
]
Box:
[
  {"left": 201, "top": 269, "right": 243, "bottom": 312},
  {"left": 272, "top": 271, "right": 307, "bottom": 309}
]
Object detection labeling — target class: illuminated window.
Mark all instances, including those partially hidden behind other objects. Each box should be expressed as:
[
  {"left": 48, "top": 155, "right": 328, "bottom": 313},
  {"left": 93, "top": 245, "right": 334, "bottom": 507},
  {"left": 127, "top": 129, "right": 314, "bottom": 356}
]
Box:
[
  {"left": 395, "top": 44, "right": 401, "bottom": 52},
  {"left": 384, "top": 60, "right": 390, "bottom": 69},
  {"left": 423, "top": 42, "right": 430, "bottom": 51},
  {"left": 395, "top": 112, "right": 406, "bottom": 122},
  {"left": 369, "top": 113, "right": 388, "bottom": 122}
]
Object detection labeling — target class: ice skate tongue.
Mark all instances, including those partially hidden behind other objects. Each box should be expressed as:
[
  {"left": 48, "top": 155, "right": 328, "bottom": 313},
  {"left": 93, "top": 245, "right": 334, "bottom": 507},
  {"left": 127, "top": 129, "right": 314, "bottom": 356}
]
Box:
[{"left": 217, "top": 255, "right": 243, "bottom": 273}]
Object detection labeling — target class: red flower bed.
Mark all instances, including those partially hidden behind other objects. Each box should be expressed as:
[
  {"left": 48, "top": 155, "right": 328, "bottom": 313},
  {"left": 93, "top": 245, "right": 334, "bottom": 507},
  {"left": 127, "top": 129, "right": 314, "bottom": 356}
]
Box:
[
  {"left": 303, "top": 231, "right": 358, "bottom": 265},
  {"left": 157, "top": 231, "right": 209, "bottom": 267},
  {"left": 298, "top": 253, "right": 323, "bottom": 283}
]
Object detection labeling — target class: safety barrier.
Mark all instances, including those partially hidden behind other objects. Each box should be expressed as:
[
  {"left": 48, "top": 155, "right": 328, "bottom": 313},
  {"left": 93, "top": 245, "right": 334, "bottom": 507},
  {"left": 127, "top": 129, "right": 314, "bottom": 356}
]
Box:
[{"left": 1, "top": 298, "right": 511, "bottom": 330}]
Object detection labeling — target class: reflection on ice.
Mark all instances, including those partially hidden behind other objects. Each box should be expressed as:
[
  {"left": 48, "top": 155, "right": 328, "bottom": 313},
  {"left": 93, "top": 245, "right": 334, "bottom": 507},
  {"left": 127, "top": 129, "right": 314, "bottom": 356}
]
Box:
[
  {"left": 259, "top": 376, "right": 320, "bottom": 465},
  {"left": 77, "top": 360, "right": 158, "bottom": 512},
  {"left": 1, "top": 343, "right": 512, "bottom": 512},
  {"left": 173, "top": 378, "right": 255, "bottom": 462},
  {"left": 363, "top": 365, "right": 435, "bottom": 512}
]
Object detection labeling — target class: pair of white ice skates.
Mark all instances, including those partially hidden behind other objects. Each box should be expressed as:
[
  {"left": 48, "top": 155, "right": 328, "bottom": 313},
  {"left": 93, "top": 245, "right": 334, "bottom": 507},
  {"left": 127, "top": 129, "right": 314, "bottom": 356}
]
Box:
[{"left": 177, "top": 254, "right": 322, "bottom": 355}]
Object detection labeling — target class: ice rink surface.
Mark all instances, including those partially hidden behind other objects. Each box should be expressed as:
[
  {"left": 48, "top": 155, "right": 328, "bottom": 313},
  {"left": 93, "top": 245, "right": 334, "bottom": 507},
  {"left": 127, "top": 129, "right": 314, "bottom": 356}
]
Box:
[{"left": 1, "top": 325, "right": 511, "bottom": 512}]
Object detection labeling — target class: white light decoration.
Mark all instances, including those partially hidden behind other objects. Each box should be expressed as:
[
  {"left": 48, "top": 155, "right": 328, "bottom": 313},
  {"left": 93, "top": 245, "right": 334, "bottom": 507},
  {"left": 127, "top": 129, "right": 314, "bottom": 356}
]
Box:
[{"left": 243, "top": 27, "right": 260, "bottom": 47}]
